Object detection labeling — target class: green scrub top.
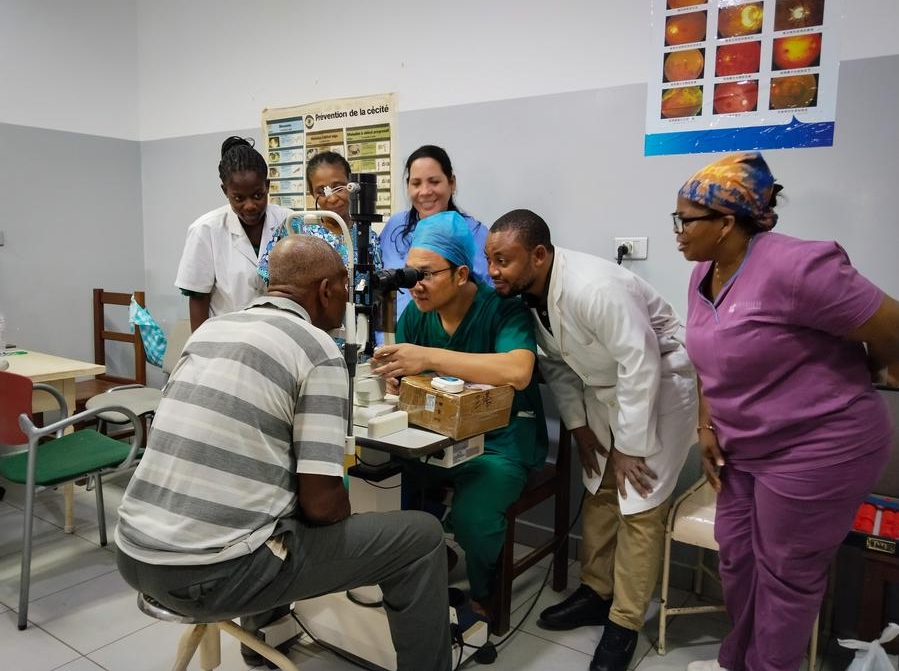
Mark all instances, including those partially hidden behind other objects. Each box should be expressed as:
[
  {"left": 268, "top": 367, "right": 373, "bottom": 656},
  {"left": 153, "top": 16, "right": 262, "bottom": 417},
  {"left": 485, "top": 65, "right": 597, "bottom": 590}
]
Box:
[{"left": 397, "top": 281, "right": 548, "bottom": 470}]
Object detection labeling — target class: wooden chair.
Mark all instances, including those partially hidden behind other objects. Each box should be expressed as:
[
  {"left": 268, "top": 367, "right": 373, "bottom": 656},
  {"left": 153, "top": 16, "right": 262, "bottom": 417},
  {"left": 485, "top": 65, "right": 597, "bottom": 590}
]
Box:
[
  {"left": 85, "top": 319, "right": 192, "bottom": 439},
  {"left": 491, "top": 419, "right": 572, "bottom": 635},
  {"left": 74, "top": 289, "right": 149, "bottom": 414}
]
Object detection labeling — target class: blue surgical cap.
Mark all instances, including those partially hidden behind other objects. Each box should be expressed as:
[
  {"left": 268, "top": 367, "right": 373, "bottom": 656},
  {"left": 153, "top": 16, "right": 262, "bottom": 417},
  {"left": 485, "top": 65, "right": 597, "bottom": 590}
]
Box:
[{"left": 410, "top": 211, "right": 477, "bottom": 271}]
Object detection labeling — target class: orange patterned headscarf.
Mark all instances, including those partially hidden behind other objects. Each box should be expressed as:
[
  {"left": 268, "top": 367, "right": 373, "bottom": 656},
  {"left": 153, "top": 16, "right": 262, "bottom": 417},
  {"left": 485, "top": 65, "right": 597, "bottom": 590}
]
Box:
[{"left": 679, "top": 152, "right": 779, "bottom": 231}]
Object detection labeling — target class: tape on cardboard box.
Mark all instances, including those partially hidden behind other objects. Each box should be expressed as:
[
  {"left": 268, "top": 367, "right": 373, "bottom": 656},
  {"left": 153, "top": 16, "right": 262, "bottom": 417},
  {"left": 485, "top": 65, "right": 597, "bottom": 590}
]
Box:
[{"left": 397, "top": 375, "right": 514, "bottom": 440}]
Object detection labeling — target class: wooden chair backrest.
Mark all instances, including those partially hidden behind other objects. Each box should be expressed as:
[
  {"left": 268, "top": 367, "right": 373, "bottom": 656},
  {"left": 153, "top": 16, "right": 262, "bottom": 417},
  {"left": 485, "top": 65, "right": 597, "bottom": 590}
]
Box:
[{"left": 92, "top": 289, "right": 147, "bottom": 386}]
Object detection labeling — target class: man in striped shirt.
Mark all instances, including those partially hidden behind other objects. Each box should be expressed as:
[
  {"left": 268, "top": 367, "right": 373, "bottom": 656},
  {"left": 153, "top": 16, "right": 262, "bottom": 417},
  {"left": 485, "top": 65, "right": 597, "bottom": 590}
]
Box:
[{"left": 116, "top": 235, "right": 451, "bottom": 671}]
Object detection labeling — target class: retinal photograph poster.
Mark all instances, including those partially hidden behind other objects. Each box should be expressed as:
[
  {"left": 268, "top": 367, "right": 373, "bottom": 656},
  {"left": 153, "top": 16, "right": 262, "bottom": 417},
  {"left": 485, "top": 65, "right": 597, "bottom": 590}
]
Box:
[
  {"left": 645, "top": 0, "right": 840, "bottom": 156},
  {"left": 262, "top": 93, "right": 396, "bottom": 218}
]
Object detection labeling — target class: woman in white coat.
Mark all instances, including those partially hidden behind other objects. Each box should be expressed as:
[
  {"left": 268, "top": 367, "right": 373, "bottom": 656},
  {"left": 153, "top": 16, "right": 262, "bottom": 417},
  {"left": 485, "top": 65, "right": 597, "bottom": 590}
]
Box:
[
  {"left": 175, "top": 136, "right": 294, "bottom": 330},
  {"left": 486, "top": 209, "right": 697, "bottom": 671}
]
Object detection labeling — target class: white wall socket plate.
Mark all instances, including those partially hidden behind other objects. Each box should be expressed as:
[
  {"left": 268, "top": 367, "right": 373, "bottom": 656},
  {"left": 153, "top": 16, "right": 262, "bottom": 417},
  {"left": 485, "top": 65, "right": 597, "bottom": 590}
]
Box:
[{"left": 614, "top": 237, "right": 648, "bottom": 260}]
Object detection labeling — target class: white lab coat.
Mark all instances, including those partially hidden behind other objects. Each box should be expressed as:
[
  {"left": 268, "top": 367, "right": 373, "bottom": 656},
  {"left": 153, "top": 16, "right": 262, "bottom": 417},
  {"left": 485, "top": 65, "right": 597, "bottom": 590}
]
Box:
[
  {"left": 536, "top": 248, "right": 698, "bottom": 514},
  {"left": 175, "top": 204, "right": 294, "bottom": 318}
]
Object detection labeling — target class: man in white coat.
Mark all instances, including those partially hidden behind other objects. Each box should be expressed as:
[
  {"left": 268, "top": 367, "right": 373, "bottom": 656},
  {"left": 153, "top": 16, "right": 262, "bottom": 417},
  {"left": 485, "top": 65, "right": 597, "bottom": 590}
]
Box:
[{"left": 486, "top": 210, "right": 697, "bottom": 671}]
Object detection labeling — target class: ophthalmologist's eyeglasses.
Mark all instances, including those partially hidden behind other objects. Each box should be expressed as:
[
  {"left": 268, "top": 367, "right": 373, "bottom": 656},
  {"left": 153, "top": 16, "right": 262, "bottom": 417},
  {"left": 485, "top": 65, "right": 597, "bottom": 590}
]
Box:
[
  {"left": 413, "top": 267, "right": 454, "bottom": 283},
  {"left": 671, "top": 211, "right": 723, "bottom": 234}
]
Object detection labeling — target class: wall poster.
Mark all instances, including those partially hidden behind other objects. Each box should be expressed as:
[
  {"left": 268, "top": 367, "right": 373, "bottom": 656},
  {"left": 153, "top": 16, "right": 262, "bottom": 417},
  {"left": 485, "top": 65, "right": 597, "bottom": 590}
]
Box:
[
  {"left": 645, "top": 0, "right": 840, "bottom": 156},
  {"left": 262, "top": 93, "right": 397, "bottom": 220}
]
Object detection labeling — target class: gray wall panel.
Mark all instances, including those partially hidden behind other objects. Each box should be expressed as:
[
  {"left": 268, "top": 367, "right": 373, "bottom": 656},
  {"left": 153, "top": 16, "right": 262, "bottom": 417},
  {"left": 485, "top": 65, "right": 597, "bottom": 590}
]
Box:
[{"left": 0, "top": 123, "right": 144, "bottom": 368}]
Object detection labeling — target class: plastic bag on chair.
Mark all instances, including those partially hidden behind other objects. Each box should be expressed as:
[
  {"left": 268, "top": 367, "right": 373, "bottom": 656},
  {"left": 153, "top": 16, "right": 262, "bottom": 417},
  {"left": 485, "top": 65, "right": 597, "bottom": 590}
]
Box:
[
  {"left": 129, "top": 296, "right": 167, "bottom": 367},
  {"left": 838, "top": 623, "right": 899, "bottom": 671}
]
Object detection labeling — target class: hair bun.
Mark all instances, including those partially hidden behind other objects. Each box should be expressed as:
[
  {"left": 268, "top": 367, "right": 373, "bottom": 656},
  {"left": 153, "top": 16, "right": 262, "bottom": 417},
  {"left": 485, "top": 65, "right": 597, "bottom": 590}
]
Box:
[{"left": 221, "top": 136, "right": 253, "bottom": 158}]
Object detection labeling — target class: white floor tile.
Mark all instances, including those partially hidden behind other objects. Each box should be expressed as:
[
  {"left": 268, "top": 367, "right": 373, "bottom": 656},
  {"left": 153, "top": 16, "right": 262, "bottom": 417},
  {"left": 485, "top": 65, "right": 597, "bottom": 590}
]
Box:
[
  {"left": 494, "top": 628, "right": 594, "bottom": 669},
  {"left": 0, "top": 504, "right": 66, "bottom": 561},
  {"left": 89, "top": 619, "right": 254, "bottom": 671},
  {"left": 0, "top": 481, "right": 876, "bottom": 671},
  {"left": 55, "top": 658, "right": 109, "bottom": 671},
  {"left": 0, "top": 608, "right": 81, "bottom": 671},
  {"left": 24, "top": 569, "right": 154, "bottom": 654},
  {"left": 0, "top": 532, "right": 117, "bottom": 606}
]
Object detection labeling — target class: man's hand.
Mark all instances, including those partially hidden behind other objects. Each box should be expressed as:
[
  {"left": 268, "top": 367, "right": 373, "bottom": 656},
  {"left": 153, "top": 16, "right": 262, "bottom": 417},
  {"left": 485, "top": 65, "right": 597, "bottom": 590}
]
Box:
[
  {"left": 610, "top": 449, "right": 657, "bottom": 499},
  {"left": 571, "top": 425, "right": 608, "bottom": 479},
  {"left": 371, "top": 343, "right": 430, "bottom": 380}
]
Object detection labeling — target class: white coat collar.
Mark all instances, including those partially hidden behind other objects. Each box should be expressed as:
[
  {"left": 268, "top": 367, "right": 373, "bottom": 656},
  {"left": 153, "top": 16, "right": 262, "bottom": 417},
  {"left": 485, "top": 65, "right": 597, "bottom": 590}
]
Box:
[{"left": 225, "top": 207, "right": 272, "bottom": 263}]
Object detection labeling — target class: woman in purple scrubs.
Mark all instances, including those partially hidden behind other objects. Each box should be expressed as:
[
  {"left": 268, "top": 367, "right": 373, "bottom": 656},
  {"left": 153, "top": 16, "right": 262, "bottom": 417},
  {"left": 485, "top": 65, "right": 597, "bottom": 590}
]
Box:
[{"left": 673, "top": 152, "right": 899, "bottom": 671}]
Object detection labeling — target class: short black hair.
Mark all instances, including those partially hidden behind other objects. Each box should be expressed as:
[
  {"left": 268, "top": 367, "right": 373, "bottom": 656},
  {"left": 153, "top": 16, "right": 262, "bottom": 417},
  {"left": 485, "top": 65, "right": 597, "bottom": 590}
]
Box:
[
  {"left": 306, "top": 151, "right": 352, "bottom": 193},
  {"left": 491, "top": 209, "right": 554, "bottom": 252}
]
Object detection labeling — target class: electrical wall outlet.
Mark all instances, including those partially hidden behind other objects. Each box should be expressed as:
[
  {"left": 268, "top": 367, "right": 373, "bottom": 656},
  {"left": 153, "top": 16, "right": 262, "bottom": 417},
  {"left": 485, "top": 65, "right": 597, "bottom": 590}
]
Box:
[{"left": 614, "top": 237, "right": 648, "bottom": 261}]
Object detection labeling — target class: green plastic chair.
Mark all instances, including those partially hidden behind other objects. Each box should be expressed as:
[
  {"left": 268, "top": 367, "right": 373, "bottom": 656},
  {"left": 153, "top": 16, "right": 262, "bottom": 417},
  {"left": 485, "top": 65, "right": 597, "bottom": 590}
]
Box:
[{"left": 0, "top": 369, "right": 143, "bottom": 630}]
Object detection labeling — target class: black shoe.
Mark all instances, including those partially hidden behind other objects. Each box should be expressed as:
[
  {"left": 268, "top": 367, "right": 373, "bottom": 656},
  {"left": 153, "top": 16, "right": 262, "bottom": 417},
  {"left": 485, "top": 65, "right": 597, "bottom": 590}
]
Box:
[
  {"left": 537, "top": 584, "right": 611, "bottom": 630},
  {"left": 240, "top": 642, "right": 292, "bottom": 669},
  {"left": 589, "top": 621, "right": 638, "bottom": 671}
]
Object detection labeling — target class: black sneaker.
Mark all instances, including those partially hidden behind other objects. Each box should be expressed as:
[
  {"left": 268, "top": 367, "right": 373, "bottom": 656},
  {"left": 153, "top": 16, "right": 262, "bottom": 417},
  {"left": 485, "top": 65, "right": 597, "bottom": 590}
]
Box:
[
  {"left": 589, "top": 620, "right": 639, "bottom": 671},
  {"left": 537, "top": 583, "right": 611, "bottom": 630}
]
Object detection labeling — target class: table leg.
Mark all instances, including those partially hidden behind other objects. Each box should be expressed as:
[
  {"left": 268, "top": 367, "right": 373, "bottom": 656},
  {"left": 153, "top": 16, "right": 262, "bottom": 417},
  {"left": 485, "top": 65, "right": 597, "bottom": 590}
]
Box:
[{"left": 58, "top": 380, "right": 77, "bottom": 533}]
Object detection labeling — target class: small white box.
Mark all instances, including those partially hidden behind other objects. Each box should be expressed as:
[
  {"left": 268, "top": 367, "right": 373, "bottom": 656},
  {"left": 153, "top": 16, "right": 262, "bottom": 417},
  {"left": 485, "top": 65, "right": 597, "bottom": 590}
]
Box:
[
  {"left": 367, "top": 410, "right": 408, "bottom": 438},
  {"left": 424, "top": 434, "right": 485, "bottom": 469}
]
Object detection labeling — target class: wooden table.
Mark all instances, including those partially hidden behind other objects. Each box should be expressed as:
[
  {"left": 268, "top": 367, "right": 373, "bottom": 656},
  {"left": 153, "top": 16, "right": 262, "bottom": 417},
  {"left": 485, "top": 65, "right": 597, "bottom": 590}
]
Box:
[{"left": 3, "top": 349, "right": 105, "bottom": 532}]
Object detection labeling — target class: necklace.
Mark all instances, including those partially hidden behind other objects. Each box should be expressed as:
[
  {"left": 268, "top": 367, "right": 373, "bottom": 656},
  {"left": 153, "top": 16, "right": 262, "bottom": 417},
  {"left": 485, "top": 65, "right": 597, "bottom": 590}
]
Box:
[{"left": 714, "top": 238, "right": 750, "bottom": 286}]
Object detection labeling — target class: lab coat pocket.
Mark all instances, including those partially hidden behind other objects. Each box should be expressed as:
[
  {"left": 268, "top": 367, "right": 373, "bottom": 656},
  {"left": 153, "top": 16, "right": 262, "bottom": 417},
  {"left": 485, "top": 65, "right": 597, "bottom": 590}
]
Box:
[{"left": 657, "top": 370, "right": 698, "bottom": 418}]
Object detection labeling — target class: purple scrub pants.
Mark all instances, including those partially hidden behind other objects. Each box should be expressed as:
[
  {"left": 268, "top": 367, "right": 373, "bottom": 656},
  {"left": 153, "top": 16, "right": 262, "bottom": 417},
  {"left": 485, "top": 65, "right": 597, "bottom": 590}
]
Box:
[{"left": 715, "top": 448, "right": 888, "bottom": 671}]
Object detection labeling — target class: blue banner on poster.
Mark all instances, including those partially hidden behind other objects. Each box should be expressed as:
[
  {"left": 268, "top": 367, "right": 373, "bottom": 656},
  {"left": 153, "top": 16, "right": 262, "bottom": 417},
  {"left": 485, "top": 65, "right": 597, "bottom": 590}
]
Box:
[{"left": 645, "top": 116, "right": 834, "bottom": 156}]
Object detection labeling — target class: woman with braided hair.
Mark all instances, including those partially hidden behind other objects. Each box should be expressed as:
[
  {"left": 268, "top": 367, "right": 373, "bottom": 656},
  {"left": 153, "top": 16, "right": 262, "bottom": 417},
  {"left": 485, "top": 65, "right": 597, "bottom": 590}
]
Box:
[{"left": 175, "top": 136, "right": 293, "bottom": 330}]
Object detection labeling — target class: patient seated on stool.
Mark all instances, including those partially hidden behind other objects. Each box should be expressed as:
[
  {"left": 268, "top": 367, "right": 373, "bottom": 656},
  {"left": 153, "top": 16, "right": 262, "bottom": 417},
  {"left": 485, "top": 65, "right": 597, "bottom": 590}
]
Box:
[{"left": 114, "top": 236, "right": 452, "bottom": 671}]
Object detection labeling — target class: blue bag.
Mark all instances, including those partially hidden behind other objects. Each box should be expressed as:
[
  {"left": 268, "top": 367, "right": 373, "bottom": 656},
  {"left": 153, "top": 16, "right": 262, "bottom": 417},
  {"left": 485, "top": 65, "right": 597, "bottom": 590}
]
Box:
[{"left": 129, "top": 296, "right": 167, "bottom": 367}]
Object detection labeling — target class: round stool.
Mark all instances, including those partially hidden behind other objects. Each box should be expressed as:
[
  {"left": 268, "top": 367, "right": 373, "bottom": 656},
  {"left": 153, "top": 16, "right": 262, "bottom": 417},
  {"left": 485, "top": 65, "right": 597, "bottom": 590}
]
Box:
[{"left": 136, "top": 593, "right": 300, "bottom": 671}]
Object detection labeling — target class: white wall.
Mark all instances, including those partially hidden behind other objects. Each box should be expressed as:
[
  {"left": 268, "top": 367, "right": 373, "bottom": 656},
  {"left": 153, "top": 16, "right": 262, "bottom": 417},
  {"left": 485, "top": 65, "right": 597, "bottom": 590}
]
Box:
[
  {"left": 2, "top": 2, "right": 898, "bottom": 141},
  {"left": 134, "top": 0, "right": 899, "bottom": 141},
  {"left": 0, "top": 0, "right": 139, "bottom": 139}
]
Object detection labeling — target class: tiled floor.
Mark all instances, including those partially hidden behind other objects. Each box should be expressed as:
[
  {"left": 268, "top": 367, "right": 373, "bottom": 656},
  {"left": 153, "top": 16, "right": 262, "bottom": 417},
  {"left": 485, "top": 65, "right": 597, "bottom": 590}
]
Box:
[{"left": 0, "top": 476, "right": 893, "bottom": 671}]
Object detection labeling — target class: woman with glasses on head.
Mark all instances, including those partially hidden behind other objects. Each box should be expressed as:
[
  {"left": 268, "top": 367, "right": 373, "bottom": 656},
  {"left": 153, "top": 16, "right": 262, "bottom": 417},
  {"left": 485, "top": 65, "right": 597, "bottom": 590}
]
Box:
[
  {"left": 371, "top": 210, "right": 547, "bottom": 623},
  {"left": 380, "top": 145, "right": 490, "bottom": 319},
  {"left": 673, "top": 152, "right": 899, "bottom": 671},
  {"left": 258, "top": 150, "right": 383, "bottom": 284},
  {"left": 176, "top": 136, "right": 294, "bottom": 331}
]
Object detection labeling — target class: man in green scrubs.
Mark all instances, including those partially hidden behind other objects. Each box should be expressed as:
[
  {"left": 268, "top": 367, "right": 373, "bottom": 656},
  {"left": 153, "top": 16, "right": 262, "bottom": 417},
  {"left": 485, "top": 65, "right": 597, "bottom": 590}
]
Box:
[{"left": 372, "top": 210, "right": 548, "bottom": 620}]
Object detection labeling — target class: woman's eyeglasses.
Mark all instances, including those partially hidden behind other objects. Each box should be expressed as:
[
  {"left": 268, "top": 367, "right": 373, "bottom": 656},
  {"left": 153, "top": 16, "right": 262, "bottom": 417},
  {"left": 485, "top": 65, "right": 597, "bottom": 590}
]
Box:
[
  {"left": 671, "top": 211, "right": 723, "bottom": 234},
  {"left": 314, "top": 183, "right": 350, "bottom": 198}
]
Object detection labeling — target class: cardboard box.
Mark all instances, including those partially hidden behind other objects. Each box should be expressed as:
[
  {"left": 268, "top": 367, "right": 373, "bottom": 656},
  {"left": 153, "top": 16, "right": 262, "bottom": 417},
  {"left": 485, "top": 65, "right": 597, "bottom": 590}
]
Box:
[{"left": 398, "top": 375, "right": 514, "bottom": 440}]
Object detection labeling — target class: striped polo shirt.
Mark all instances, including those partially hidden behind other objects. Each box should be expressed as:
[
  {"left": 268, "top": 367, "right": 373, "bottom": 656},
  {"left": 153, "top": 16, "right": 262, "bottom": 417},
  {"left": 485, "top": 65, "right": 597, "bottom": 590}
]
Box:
[{"left": 115, "top": 296, "right": 348, "bottom": 566}]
